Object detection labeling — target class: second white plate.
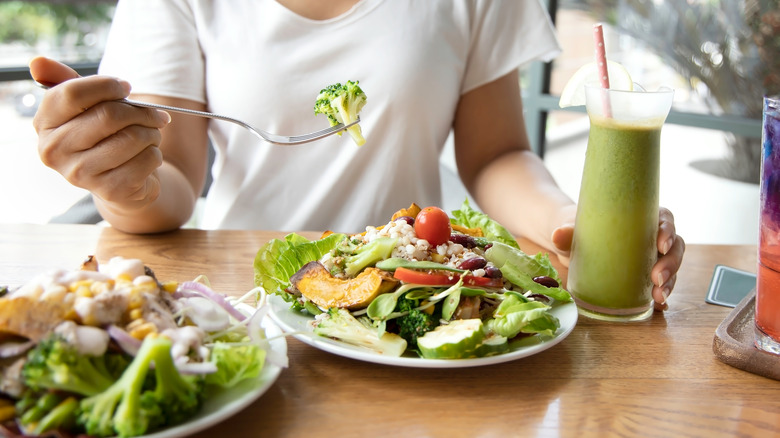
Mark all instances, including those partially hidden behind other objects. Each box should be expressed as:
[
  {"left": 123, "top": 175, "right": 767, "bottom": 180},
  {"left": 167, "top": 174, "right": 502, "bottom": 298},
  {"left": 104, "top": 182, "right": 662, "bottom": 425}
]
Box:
[{"left": 140, "top": 313, "right": 287, "bottom": 438}]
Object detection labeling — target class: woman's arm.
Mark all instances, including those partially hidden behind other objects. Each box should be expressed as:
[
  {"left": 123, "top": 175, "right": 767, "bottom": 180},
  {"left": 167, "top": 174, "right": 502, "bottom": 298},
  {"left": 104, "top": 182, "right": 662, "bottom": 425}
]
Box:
[{"left": 453, "top": 69, "right": 575, "bottom": 251}]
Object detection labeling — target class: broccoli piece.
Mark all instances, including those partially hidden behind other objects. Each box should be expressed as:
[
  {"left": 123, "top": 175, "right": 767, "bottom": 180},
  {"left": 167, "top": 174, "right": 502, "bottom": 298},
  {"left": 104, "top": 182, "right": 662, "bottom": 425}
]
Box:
[
  {"left": 31, "top": 396, "right": 79, "bottom": 435},
  {"left": 314, "top": 80, "right": 367, "bottom": 146},
  {"left": 78, "top": 336, "right": 203, "bottom": 438},
  {"left": 395, "top": 297, "right": 438, "bottom": 348},
  {"left": 22, "top": 335, "right": 119, "bottom": 397},
  {"left": 313, "top": 308, "right": 407, "bottom": 356},
  {"left": 17, "top": 391, "right": 61, "bottom": 427}
]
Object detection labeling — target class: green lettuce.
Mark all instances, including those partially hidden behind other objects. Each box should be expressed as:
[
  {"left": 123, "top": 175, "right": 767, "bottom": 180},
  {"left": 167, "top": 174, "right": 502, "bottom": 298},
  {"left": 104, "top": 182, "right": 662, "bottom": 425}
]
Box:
[
  {"left": 487, "top": 293, "right": 560, "bottom": 338},
  {"left": 485, "top": 242, "right": 572, "bottom": 302},
  {"left": 449, "top": 199, "right": 519, "bottom": 249},
  {"left": 205, "top": 343, "right": 266, "bottom": 388},
  {"left": 253, "top": 232, "right": 346, "bottom": 303}
]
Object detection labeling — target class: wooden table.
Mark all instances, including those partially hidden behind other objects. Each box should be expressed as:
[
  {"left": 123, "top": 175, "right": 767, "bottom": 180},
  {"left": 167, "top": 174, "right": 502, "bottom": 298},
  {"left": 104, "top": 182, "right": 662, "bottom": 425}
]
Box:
[{"left": 1, "top": 224, "right": 778, "bottom": 437}]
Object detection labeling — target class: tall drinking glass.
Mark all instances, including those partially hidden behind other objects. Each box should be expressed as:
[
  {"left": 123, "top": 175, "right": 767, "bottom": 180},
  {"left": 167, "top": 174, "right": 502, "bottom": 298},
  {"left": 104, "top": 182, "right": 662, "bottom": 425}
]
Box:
[
  {"left": 756, "top": 95, "right": 780, "bottom": 354},
  {"left": 567, "top": 84, "right": 674, "bottom": 322}
]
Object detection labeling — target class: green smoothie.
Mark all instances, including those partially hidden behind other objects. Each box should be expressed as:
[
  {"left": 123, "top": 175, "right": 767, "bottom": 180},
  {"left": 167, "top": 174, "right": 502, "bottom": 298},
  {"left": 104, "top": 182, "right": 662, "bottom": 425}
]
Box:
[{"left": 567, "top": 115, "right": 661, "bottom": 319}]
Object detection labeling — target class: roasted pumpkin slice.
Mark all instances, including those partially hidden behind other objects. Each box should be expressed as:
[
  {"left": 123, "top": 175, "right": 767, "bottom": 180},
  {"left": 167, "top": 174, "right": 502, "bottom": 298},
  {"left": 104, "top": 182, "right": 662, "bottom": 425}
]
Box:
[
  {"left": 291, "top": 261, "right": 398, "bottom": 310},
  {"left": 451, "top": 223, "right": 484, "bottom": 237},
  {"left": 391, "top": 203, "right": 422, "bottom": 221}
]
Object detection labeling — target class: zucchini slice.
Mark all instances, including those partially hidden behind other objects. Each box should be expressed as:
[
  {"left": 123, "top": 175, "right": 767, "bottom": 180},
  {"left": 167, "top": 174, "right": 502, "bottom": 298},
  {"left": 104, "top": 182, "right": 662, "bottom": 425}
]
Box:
[
  {"left": 470, "top": 332, "right": 510, "bottom": 358},
  {"left": 417, "top": 319, "right": 486, "bottom": 359}
]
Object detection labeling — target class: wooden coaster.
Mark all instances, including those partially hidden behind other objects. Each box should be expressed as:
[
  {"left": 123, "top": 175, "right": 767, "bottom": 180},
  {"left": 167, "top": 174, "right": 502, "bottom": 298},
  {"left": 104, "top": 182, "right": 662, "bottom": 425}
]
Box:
[{"left": 713, "top": 289, "right": 780, "bottom": 380}]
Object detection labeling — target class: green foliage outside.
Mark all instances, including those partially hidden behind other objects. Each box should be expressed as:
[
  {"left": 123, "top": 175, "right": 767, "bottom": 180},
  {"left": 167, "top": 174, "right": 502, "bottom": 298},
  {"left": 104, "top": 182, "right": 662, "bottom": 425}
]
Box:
[{"left": 0, "top": 1, "right": 114, "bottom": 49}]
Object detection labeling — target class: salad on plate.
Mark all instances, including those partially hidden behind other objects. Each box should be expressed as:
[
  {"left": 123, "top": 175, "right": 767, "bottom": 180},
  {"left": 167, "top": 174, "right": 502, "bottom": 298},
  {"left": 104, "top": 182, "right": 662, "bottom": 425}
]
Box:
[
  {"left": 0, "top": 256, "right": 286, "bottom": 438},
  {"left": 254, "top": 200, "right": 573, "bottom": 361}
]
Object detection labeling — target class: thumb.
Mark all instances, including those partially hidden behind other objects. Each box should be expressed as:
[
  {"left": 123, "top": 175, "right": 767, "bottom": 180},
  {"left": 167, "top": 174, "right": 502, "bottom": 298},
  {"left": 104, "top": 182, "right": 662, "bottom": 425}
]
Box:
[
  {"left": 551, "top": 224, "right": 574, "bottom": 267},
  {"left": 29, "top": 56, "right": 81, "bottom": 88},
  {"left": 551, "top": 223, "right": 574, "bottom": 252}
]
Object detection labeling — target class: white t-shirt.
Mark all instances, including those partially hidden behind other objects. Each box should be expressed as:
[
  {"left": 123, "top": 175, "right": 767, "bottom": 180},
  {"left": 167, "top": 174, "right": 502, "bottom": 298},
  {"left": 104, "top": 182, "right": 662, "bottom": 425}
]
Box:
[{"left": 99, "top": 0, "right": 560, "bottom": 233}]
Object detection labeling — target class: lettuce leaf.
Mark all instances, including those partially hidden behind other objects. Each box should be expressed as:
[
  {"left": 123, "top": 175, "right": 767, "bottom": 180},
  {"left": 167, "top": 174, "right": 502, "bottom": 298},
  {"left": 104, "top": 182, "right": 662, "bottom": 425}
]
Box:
[
  {"left": 487, "top": 294, "right": 559, "bottom": 338},
  {"left": 205, "top": 343, "right": 266, "bottom": 388},
  {"left": 253, "top": 232, "right": 346, "bottom": 303},
  {"left": 449, "top": 199, "right": 519, "bottom": 249},
  {"left": 485, "top": 242, "right": 572, "bottom": 302}
]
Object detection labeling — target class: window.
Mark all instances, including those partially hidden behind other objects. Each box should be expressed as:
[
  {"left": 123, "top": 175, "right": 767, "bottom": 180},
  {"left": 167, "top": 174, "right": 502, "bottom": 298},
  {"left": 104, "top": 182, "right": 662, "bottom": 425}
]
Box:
[{"left": 0, "top": 2, "right": 114, "bottom": 224}]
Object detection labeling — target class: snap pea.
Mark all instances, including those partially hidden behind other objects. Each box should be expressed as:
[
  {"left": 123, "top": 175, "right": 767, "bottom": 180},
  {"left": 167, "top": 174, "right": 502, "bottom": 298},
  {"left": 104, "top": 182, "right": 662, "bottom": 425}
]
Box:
[{"left": 375, "top": 258, "right": 465, "bottom": 273}]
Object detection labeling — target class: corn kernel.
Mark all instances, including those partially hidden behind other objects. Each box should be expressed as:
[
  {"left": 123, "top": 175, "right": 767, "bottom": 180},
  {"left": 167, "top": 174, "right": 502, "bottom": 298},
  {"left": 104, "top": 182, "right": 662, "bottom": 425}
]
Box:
[
  {"left": 129, "top": 322, "right": 157, "bottom": 340},
  {"left": 126, "top": 318, "right": 145, "bottom": 330},
  {"left": 90, "top": 280, "right": 112, "bottom": 296},
  {"left": 80, "top": 315, "right": 100, "bottom": 327},
  {"left": 129, "top": 308, "right": 143, "bottom": 321},
  {"left": 127, "top": 291, "right": 146, "bottom": 310},
  {"left": 116, "top": 273, "right": 132, "bottom": 282},
  {"left": 134, "top": 282, "right": 158, "bottom": 294},
  {"left": 431, "top": 253, "right": 446, "bottom": 263},
  {"left": 0, "top": 405, "right": 15, "bottom": 422},
  {"left": 74, "top": 285, "right": 92, "bottom": 298},
  {"left": 68, "top": 279, "right": 93, "bottom": 292},
  {"left": 162, "top": 281, "right": 178, "bottom": 293}
]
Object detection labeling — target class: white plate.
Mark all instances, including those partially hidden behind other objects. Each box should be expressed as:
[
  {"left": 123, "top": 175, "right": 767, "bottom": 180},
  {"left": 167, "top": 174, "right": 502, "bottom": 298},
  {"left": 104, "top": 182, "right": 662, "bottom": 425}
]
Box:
[
  {"left": 140, "top": 315, "right": 286, "bottom": 438},
  {"left": 267, "top": 294, "right": 577, "bottom": 368}
]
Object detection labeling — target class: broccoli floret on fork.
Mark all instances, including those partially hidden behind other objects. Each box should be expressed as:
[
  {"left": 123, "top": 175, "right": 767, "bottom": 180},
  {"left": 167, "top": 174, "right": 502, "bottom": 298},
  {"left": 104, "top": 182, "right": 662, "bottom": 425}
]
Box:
[{"left": 314, "top": 80, "right": 367, "bottom": 146}]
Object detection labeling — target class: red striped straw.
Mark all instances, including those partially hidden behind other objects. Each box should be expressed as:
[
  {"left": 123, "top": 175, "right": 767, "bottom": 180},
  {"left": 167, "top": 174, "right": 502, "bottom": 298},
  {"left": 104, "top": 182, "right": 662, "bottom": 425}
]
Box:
[{"left": 593, "top": 23, "right": 612, "bottom": 117}]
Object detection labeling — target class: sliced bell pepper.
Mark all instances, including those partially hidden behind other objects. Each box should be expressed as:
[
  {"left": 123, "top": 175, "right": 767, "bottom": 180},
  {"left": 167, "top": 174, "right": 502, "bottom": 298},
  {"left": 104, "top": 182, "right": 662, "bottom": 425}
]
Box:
[{"left": 393, "top": 267, "right": 503, "bottom": 288}]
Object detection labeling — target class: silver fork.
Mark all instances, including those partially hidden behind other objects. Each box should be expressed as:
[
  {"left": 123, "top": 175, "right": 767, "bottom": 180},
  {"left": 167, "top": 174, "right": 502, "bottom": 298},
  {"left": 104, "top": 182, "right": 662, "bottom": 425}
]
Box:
[
  {"left": 118, "top": 99, "right": 359, "bottom": 145},
  {"left": 36, "top": 81, "right": 358, "bottom": 145}
]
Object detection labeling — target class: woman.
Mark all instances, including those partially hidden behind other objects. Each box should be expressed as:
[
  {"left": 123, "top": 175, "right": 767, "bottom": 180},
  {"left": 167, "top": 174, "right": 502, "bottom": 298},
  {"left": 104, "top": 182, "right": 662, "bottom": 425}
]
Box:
[{"left": 29, "top": 0, "right": 684, "bottom": 310}]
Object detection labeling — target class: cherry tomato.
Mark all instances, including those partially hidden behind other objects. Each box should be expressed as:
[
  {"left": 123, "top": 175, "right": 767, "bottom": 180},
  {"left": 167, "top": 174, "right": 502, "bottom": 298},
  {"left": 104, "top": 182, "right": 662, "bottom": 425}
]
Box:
[
  {"left": 393, "top": 267, "right": 503, "bottom": 288},
  {"left": 414, "top": 206, "right": 451, "bottom": 246}
]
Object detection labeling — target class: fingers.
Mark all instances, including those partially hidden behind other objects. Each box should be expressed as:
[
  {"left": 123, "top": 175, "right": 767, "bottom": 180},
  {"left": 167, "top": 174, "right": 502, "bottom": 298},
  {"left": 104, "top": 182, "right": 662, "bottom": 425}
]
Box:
[
  {"left": 33, "top": 75, "right": 134, "bottom": 132},
  {"left": 49, "top": 124, "right": 164, "bottom": 190},
  {"left": 91, "top": 145, "right": 164, "bottom": 205},
  {"left": 550, "top": 204, "right": 577, "bottom": 267},
  {"left": 551, "top": 224, "right": 573, "bottom": 267},
  {"left": 652, "top": 232, "right": 685, "bottom": 311},
  {"left": 657, "top": 207, "right": 676, "bottom": 255},
  {"left": 39, "top": 98, "right": 170, "bottom": 159}
]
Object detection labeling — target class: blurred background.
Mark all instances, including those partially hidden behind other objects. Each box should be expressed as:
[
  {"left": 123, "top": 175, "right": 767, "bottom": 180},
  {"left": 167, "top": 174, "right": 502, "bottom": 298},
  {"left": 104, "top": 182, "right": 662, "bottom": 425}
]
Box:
[{"left": 1, "top": 0, "right": 776, "bottom": 244}]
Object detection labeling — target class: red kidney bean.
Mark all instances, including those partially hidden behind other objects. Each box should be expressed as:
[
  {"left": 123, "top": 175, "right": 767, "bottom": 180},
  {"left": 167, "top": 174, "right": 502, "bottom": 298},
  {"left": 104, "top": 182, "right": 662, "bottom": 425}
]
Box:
[
  {"left": 528, "top": 293, "right": 551, "bottom": 304},
  {"left": 395, "top": 216, "right": 415, "bottom": 225},
  {"left": 449, "top": 233, "right": 477, "bottom": 248},
  {"left": 533, "top": 276, "right": 559, "bottom": 288},
  {"left": 457, "top": 257, "right": 487, "bottom": 271},
  {"left": 484, "top": 266, "right": 503, "bottom": 279}
]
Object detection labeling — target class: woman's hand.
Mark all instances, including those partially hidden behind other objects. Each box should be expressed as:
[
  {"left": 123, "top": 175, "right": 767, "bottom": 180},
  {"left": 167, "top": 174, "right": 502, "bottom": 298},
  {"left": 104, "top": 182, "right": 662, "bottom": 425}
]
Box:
[
  {"left": 29, "top": 56, "right": 171, "bottom": 211},
  {"left": 551, "top": 206, "right": 685, "bottom": 312},
  {"left": 651, "top": 208, "right": 686, "bottom": 311}
]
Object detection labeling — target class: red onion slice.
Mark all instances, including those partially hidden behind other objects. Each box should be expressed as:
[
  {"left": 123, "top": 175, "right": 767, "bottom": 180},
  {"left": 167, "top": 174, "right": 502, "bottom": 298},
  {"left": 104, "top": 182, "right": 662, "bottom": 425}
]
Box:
[
  {"left": 175, "top": 361, "right": 218, "bottom": 375},
  {"left": 107, "top": 325, "right": 141, "bottom": 356},
  {"left": 0, "top": 340, "right": 35, "bottom": 358},
  {"left": 178, "top": 281, "right": 247, "bottom": 322}
]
